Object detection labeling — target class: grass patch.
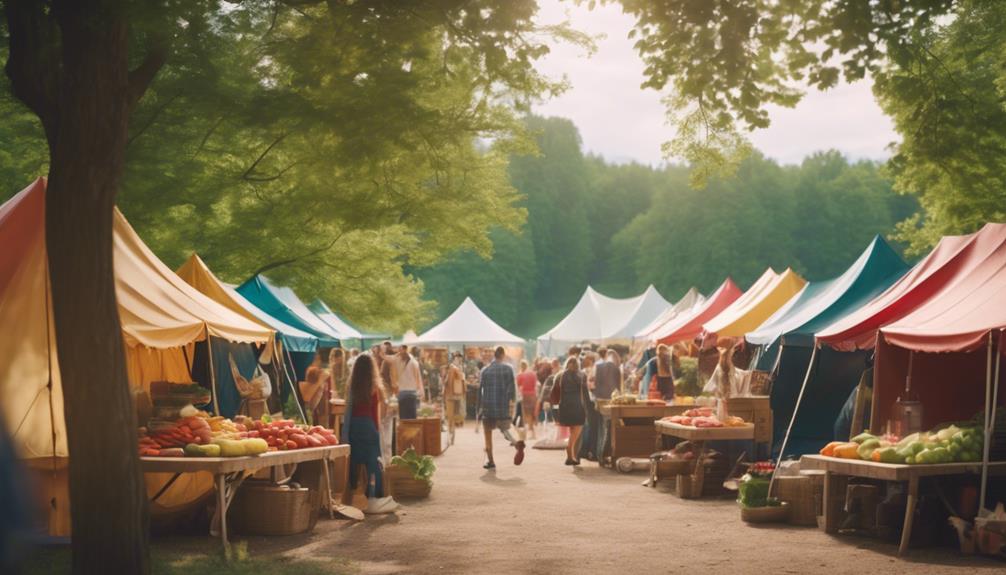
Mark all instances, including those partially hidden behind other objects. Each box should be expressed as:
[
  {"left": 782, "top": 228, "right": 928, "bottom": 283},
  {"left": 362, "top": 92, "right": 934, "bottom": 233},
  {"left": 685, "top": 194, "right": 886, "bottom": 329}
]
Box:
[{"left": 19, "top": 541, "right": 356, "bottom": 575}]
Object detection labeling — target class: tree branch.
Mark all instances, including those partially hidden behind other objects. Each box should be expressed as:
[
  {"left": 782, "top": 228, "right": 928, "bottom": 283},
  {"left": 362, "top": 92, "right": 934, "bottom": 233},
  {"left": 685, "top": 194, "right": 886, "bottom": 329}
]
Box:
[
  {"left": 249, "top": 231, "right": 344, "bottom": 276},
  {"left": 241, "top": 132, "right": 288, "bottom": 180},
  {"left": 3, "top": 0, "right": 60, "bottom": 134},
  {"left": 127, "top": 33, "right": 168, "bottom": 110},
  {"left": 126, "top": 92, "right": 179, "bottom": 148}
]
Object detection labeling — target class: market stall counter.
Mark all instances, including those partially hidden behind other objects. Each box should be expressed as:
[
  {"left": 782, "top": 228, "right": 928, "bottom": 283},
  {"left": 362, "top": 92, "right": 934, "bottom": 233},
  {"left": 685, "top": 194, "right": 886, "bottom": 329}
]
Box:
[
  {"left": 800, "top": 454, "right": 1006, "bottom": 555},
  {"left": 598, "top": 401, "right": 690, "bottom": 464},
  {"left": 651, "top": 421, "right": 755, "bottom": 497},
  {"left": 142, "top": 444, "right": 350, "bottom": 551}
]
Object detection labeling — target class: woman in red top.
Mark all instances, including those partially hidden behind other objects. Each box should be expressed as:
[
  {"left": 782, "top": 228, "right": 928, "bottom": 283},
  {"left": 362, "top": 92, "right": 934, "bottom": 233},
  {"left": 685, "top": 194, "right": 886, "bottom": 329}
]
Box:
[
  {"left": 516, "top": 360, "right": 539, "bottom": 439},
  {"left": 346, "top": 354, "right": 399, "bottom": 515}
]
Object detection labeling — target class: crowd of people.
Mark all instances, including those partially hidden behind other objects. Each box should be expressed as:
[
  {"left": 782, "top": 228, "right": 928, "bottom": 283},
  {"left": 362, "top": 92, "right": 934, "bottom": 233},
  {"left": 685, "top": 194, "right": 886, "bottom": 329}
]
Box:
[{"left": 302, "top": 338, "right": 751, "bottom": 511}]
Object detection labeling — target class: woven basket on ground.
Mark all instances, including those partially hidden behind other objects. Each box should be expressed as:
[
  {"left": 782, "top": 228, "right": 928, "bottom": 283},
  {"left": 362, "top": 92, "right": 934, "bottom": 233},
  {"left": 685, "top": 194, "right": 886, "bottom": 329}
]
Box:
[
  {"left": 385, "top": 465, "right": 432, "bottom": 498},
  {"left": 229, "top": 481, "right": 313, "bottom": 535}
]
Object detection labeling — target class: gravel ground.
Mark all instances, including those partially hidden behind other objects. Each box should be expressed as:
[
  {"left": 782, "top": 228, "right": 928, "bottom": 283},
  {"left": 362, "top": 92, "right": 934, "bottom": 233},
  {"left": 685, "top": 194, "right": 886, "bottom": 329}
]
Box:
[{"left": 165, "top": 422, "right": 1002, "bottom": 574}]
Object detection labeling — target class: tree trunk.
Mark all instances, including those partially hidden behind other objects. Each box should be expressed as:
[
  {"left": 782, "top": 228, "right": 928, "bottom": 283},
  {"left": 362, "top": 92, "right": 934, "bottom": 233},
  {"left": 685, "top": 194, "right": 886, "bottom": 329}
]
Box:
[{"left": 45, "top": 6, "right": 150, "bottom": 575}]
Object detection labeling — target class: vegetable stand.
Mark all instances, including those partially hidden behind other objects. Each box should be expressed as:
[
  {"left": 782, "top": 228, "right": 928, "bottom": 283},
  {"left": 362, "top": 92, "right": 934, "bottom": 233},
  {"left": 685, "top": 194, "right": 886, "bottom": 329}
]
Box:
[
  {"left": 142, "top": 444, "right": 350, "bottom": 552},
  {"left": 799, "top": 454, "right": 1006, "bottom": 555},
  {"left": 652, "top": 421, "right": 755, "bottom": 496},
  {"left": 598, "top": 403, "right": 689, "bottom": 464}
]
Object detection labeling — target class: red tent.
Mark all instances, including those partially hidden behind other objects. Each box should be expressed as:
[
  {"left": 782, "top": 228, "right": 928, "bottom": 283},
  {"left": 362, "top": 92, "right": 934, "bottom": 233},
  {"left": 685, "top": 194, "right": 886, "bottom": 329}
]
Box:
[
  {"left": 874, "top": 223, "right": 1006, "bottom": 508},
  {"left": 654, "top": 277, "right": 743, "bottom": 345},
  {"left": 815, "top": 230, "right": 1000, "bottom": 351}
]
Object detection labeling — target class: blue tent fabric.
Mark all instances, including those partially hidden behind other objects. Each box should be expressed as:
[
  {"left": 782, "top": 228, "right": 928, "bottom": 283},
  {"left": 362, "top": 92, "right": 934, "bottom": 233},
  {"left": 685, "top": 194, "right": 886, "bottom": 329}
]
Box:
[
  {"left": 747, "top": 236, "right": 910, "bottom": 349},
  {"left": 192, "top": 337, "right": 259, "bottom": 418},
  {"left": 308, "top": 299, "right": 390, "bottom": 349},
  {"left": 229, "top": 290, "right": 318, "bottom": 353},
  {"left": 742, "top": 237, "right": 909, "bottom": 456},
  {"left": 236, "top": 275, "right": 342, "bottom": 347}
]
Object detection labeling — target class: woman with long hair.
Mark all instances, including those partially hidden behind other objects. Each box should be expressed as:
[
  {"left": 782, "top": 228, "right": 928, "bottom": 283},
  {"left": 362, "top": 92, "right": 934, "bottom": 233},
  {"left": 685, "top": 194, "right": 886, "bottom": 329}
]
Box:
[
  {"left": 550, "top": 356, "right": 590, "bottom": 466},
  {"left": 345, "top": 353, "right": 399, "bottom": 514}
]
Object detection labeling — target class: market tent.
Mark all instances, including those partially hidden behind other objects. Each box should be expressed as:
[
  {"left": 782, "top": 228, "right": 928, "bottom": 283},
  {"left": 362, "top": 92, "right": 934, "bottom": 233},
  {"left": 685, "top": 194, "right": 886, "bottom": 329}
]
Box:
[
  {"left": 177, "top": 254, "right": 318, "bottom": 353},
  {"left": 537, "top": 285, "right": 671, "bottom": 355},
  {"left": 308, "top": 299, "right": 390, "bottom": 349},
  {"left": 740, "top": 237, "right": 909, "bottom": 454},
  {"left": 415, "top": 297, "right": 525, "bottom": 346},
  {"left": 633, "top": 287, "right": 704, "bottom": 341},
  {"left": 236, "top": 275, "right": 342, "bottom": 348},
  {"left": 748, "top": 237, "right": 910, "bottom": 350},
  {"left": 654, "top": 278, "right": 743, "bottom": 345},
  {"left": 816, "top": 230, "right": 989, "bottom": 351},
  {"left": 778, "top": 224, "right": 1006, "bottom": 461},
  {"left": 874, "top": 223, "right": 1006, "bottom": 506},
  {"left": 873, "top": 222, "right": 1006, "bottom": 429},
  {"left": 0, "top": 179, "right": 273, "bottom": 534},
  {"left": 703, "top": 268, "right": 806, "bottom": 339}
]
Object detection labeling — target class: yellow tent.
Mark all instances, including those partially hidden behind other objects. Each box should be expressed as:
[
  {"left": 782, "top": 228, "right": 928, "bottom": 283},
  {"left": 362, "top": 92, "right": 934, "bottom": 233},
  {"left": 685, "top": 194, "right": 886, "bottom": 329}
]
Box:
[
  {"left": 702, "top": 268, "right": 807, "bottom": 338},
  {"left": 0, "top": 179, "right": 273, "bottom": 535}
]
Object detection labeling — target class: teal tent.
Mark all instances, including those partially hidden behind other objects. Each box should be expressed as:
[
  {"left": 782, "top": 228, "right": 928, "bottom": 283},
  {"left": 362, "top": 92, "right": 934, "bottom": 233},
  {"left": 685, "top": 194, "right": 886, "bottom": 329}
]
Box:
[
  {"left": 743, "top": 236, "right": 910, "bottom": 455},
  {"left": 236, "top": 275, "right": 342, "bottom": 348},
  {"left": 308, "top": 299, "right": 389, "bottom": 350}
]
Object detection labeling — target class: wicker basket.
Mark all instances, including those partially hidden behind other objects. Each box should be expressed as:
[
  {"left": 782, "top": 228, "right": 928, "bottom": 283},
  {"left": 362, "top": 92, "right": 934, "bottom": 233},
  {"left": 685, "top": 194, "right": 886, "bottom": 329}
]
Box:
[
  {"left": 229, "top": 481, "right": 313, "bottom": 535},
  {"left": 741, "top": 501, "right": 790, "bottom": 524},
  {"left": 385, "top": 465, "right": 432, "bottom": 499}
]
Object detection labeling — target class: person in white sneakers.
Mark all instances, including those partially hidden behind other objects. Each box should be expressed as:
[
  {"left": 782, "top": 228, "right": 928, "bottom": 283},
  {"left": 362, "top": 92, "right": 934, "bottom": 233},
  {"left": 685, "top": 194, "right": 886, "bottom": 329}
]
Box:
[{"left": 343, "top": 353, "right": 400, "bottom": 515}]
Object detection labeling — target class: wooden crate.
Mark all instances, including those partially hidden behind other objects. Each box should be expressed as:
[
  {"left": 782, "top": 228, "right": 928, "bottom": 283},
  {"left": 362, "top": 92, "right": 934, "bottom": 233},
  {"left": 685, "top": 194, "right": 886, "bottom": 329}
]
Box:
[
  {"left": 397, "top": 417, "right": 442, "bottom": 456},
  {"left": 727, "top": 396, "right": 772, "bottom": 451},
  {"left": 385, "top": 465, "right": 432, "bottom": 498},
  {"left": 774, "top": 475, "right": 819, "bottom": 526}
]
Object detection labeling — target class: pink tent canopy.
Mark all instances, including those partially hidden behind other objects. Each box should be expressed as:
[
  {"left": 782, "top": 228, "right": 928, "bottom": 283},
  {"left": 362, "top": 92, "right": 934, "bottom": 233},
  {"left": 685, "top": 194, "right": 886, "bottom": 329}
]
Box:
[{"left": 654, "top": 278, "right": 742, "bottom": 345}]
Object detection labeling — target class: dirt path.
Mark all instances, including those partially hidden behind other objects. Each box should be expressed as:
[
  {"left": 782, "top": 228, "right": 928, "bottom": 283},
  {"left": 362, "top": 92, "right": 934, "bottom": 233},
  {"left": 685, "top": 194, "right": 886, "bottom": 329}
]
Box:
[{"left": 164, "top": 423, "right": 1000, "bottom": 574}]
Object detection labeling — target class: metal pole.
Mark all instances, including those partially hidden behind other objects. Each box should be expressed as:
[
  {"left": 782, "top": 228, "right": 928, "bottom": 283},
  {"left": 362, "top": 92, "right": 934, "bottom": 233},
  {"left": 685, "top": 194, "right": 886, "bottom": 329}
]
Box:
[
  {"left": 205, "top": 330, "right": 220, "bottom": 416},
  {"left": 283, "top": 346, "right": 308, "bottom": 422},
  {"left": 769, "top": 344, "right": 818, "bottom": 497},
  {"left": 979, "top": 333, "right": 998, "bottom": 509}
]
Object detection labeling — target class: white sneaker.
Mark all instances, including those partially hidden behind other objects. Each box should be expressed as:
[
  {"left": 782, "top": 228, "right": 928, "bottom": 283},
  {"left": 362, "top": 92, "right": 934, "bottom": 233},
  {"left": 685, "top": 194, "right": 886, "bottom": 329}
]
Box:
[{"left": 364, "top": 496, "right": 400, "bottom": 515}]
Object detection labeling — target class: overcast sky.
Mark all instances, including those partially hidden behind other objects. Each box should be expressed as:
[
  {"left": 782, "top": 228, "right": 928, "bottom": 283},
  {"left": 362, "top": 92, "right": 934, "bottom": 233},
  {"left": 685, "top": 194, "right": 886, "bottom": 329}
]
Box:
[{"left": 532, "top": 1, "right": 899, "bottom": 166}]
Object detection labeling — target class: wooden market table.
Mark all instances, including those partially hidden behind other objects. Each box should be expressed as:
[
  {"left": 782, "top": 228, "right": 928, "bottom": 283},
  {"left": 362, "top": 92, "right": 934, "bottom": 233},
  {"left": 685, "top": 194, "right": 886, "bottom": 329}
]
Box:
[
  {"left": 142, "top": 444, "right": 350, "bottom": 551},
  {"left": 651, "top": 421, "right": 755, "bottom": 496},
  {"left": 800, "top": 454, "right": 1006, "bottom": 555},
  {"left": 598, "top": 402, "right": 689, "bottom": 464}
]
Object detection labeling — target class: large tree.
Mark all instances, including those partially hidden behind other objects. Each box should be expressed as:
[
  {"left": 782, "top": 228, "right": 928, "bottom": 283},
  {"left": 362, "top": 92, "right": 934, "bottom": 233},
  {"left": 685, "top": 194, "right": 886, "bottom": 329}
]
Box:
[{"left": 1, "top": 1, "right": 573, "bottom": 572}]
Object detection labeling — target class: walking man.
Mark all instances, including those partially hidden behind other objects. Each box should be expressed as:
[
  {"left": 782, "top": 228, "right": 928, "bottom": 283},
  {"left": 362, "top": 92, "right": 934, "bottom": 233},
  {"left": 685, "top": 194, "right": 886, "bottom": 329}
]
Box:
[
  {"left": 477, "top": 346, "right": 525, "bottom": 469},
  {"left": 394, "top": 344, "right": 424, "bottom": 420}
]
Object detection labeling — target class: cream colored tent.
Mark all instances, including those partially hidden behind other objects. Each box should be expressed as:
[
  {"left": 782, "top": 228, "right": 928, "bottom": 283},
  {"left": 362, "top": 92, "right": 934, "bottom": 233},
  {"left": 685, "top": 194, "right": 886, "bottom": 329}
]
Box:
[{"left": 0, "top": 179, "right": 273, "bottom": 534}]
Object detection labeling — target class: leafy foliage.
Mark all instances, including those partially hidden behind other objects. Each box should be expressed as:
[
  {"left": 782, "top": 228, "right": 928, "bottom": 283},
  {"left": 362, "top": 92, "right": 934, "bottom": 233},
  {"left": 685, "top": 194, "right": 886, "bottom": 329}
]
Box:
[
  {"left": 874, "top": 1, "right": 1006, "bottom": 254},
  {"left": 609, "top": 0, "right": 956, "bottom": 184},
  {"left": 418, "top": 118, "right": 916, "bottom": 337},
  {"left": 1, "top": 1, "right": 588, "bottom": 334}
]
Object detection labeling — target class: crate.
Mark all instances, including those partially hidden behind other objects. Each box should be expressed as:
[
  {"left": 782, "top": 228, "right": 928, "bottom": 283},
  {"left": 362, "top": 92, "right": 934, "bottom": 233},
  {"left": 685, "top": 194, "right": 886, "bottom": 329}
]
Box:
[
  {"left": 385, "top": 465, "right": 432, "bottom": 499},
  {"left": 397, "top": 420, "right": 425, "bottom": 455},
  {"left": 774, "top": 475, "right": 819, "bottom": 526},
  {"left": 229, "top": 481, "right": 313, "bottom": 535}
]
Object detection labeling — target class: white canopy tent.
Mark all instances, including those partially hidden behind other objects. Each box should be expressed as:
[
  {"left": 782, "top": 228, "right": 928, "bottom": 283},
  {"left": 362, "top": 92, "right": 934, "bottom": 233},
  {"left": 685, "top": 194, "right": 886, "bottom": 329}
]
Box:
[
  {"left": 632, "top": 287, "right": 705, "bottom": 342},
  {"left": 537, "top": 285, "right": 672, "bottom": 356},
  {"left": 414, "top": 297, "right": 525, "bottom": 346}
]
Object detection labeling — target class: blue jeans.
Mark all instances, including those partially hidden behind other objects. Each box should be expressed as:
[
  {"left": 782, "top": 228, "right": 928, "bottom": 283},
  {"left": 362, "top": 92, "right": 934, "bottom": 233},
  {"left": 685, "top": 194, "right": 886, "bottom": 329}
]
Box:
[
  {"left": 398, "top": 390, "right": 419, "bottom": 419},
  {"left": 349, "top": 416, "right": 383, "bottom": 498}
]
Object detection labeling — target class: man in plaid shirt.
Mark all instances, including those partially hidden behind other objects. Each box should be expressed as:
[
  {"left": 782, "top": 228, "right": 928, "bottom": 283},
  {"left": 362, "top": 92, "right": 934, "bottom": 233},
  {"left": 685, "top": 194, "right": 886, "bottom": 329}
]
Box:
[{"left": 478, "top": 347, "right": 526, "bottom": 469}]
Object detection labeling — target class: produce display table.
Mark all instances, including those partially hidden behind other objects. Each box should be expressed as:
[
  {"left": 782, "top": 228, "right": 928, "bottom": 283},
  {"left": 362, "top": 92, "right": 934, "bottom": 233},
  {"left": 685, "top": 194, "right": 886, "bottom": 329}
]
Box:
[
  {"left": 142, "top": 444, "right": 350, "bottom": 551},
  {"left": 800, "top": 454, "right": 1006, "bottom": 555},
  {"left": 651, "top": 421, "right": 755, "bottom": 496},
  {"left": 598, "top": 403, "right": 689, "bottom": 464},
  {"left": 723, "top": 396, "right": 772, "bottom": 458}
]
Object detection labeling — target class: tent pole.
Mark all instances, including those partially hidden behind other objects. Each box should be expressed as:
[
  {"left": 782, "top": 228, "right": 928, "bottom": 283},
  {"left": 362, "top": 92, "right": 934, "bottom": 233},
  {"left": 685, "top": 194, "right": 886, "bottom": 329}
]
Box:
[
  {"left": 770, "top": 344, "right": 819, "bottom": 497},
  {"left": 284, "top": 347, "right": 308, "bottom": 422},
  {"left": 205, "top": 331, "right": 220, "bottom": 416},
  {"left": 980, "top": 333, "right": 997, "bottom": 509}
]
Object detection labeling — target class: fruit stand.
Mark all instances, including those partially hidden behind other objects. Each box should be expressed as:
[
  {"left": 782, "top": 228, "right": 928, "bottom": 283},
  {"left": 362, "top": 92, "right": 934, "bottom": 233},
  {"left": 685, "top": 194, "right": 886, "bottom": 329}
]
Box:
[
  {"left": 598, "top": 401, "right": 689, "bottom": 464},
  {"left": 142, "top": 444, "right": 349, "bottom": 552},
  {"left": 651, "top": 420, "right": 755, "bottom": 497},
  {"left": 800, "top": 454, "right": 1006, "bottom": 555}
]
